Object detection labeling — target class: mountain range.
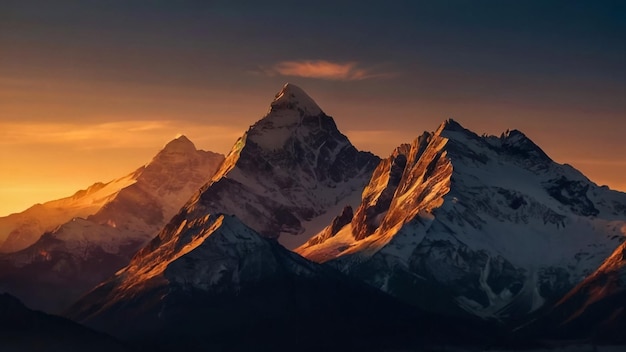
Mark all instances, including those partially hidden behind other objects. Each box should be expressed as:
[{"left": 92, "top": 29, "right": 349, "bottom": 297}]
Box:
[
  {"left": 0, "top": 136, "right": 223, "bottom": 313},
  {"left": 2, "top": 83, "right": 625, "bottom": 351},
  {"left": 298, "top": 119, "right": 626, "bottom": 321}
]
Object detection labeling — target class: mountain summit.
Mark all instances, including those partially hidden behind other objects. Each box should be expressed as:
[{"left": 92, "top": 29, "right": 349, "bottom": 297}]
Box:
[
  {"left": 159, "top": 134, "right": 197, "bottom": 155},
  {"left": 269, "top": 83, "right": 323, "bottom": 116},
  {"left": 0, "top": 134, "right": 218, "bottom": 254},
  {"left": 173, "top": 83, "right": 379, "bottom": 248}
]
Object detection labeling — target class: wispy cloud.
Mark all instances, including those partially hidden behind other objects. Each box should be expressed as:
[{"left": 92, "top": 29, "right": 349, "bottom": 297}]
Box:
[
  {"left": 263, "top": 60, "right": 393, "bottom": 81},
  {"left": 0, "top": 120, "right": 242, "bottom": 152}
]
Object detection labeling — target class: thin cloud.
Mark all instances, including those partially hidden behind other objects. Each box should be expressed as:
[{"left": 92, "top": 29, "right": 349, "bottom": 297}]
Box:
[
  {"left": 0, "top": 121, "right": 242, "bottom": 152},
  {"left": 265, "top": 60, "right": 393, "bottom": 81}
]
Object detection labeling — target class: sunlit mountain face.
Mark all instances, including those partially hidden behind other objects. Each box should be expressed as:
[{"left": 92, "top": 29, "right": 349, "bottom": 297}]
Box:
[
  {"left": 298, "top": 119, "right": 626, "bottom": 322},
  {"left": 0, "top": 83, "right": 625, "bottom": 351},
  {"left": 0, "top": 84, "right": 604, "bottom": 351},
  {"left": 2, "top": 0, "right": 624, "bottom": 350}
]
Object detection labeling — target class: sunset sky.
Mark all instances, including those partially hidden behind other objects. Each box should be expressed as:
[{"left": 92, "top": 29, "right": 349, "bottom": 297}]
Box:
[{"left": 1, "top": 1, "right": 624, "bottom": 216}]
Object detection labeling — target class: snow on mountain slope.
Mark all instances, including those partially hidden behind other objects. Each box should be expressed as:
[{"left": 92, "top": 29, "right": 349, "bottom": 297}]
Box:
[
  {"left": 84, "top": 135, "right": 224, "bottom": 243},
  {"left": 154, "top": 83, "right": 379, "bottom": 250},
  {"left": 0, "top": 135, "right": 223, "bottom": 253},
  {"left": 0, "top": 174, "right": 136, "bottom": 253},
  {"left": 298, "top": 119, "right": 626, "bottom": 320},
  {"left": 0, "top": 136, "right": 224, "bottom": 313}
]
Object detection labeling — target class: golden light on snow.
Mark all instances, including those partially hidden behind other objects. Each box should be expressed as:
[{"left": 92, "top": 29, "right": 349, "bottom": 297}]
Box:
[{"left": 0, "top": 121, "right": 242, "bottom": 216}]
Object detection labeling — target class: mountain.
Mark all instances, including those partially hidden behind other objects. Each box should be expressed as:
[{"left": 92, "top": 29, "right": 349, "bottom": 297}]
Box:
[
  {"left": 298, "top": 119, "right": 626, "bottom": 321},
  {"left": 148, "top": 83, "right": 378, "bottom": 250},
  {"left": 0, "top": 136, "right": 222, "bottom": 253},
  {"left": 62, "top": 85, "right": 494, "bottom": 351},
  {"left": 0, "top": 174, "right": 136, "bottom": 253},
  {"left": 0, "top": 136, "right": 224, "bottom": 313},
  {"left": 0, "top": 293, "right": 132, "bottom": 352},
  {"left": 66, "top": 214, "right": 487, "bottom": 352}
]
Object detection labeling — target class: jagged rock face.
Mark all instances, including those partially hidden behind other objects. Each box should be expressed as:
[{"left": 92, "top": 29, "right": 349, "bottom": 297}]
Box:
[
  {"left": 306, "top": 205, "right": 354, "bottom": 246},
  {"left": 316, "top": 133, "right": 433, "bottom": 244},
  {"left": 544, "top": 176, "right": 600, "bottom": 217},
  {"left": 0, "top": 136, "right": 224, "bottom": 313},
  {"left": 88, "top": 136, "right": 224, "bottom": 231},
  {"left": 0, "top": 180, "right": 134, "bottom": 254},
  {"left": 156, "top": 83, "right": 379, "bottom": 250},
  {"left": 299, "top": 119, "right": 626, "bottom": 321},
  {"left": 352, "top": 144, "right": 410, "bottom": 241},
  {"left": 329, "top": 206, "right": 354, "bottom": 238}
]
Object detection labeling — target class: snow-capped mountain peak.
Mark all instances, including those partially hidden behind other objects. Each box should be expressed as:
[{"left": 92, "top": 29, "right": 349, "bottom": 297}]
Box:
[
  {"left": 299, "top": 119, "right": 626, "bottom": 321},
  {"left": 435, "top": 118, "right": 466, "bottom": 134},
  {"left": 0, "top": 136, "right": 224, "bottom": 313},
  {"left": 499, "top": 129, "right": 552, "bottom": 162},
  {"left": 162, "top": 84, "right": 378, "bottom": 249},
  {"left": 244, "top": 83, "right": 330, "bottom": 150},
  {"left": 270, "top": 82, "right": 323, "bottom": 116},
  {"left": 159, "top": 134, "right": 197, "bottom": 155}
]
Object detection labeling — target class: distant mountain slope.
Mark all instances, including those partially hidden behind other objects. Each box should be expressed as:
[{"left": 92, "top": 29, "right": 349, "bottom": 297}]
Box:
[
  {"left": 0, "top": 136, "right": 223, "bottom": 253},
  {"left": 0, "top": 293, "right": 131, "bottom": 352},
  {"left": 299, "top": 119, "right": 626, "bottom": 320},
  {"left": 0, "top": 173, "right": 136, "bottom": 253},
  {"left": 0, "top": 136, "right": 223, "bottom": 313}
]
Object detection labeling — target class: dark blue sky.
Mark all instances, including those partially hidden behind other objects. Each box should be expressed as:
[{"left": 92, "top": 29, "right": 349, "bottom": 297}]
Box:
[{"left": 3, "top": 1, "right": 623, "bottom": 93}]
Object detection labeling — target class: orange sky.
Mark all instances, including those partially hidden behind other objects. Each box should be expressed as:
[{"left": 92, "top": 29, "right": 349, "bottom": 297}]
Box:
[{"left": 1, "top": 76, "right": 624, "bottom": 217}]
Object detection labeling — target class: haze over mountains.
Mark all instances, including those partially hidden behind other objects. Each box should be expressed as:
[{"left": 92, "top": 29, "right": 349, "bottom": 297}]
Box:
[
  {"left": 0, "top": 175, "right": 134, "bottom": 253},
  {"left": 2, "top": 84, "right": 626, "bottom": 351},
  {"left": 0, "top": 136, "right": 223, "bottom": 313}
]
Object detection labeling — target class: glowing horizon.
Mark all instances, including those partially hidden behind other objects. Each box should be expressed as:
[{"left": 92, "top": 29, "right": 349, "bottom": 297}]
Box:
[
  {"left": 2, "top": 2, "right": 623, "bottom": 217},
  {"left": 1, "top": 113, "right": 625, "bottom": 217}
]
